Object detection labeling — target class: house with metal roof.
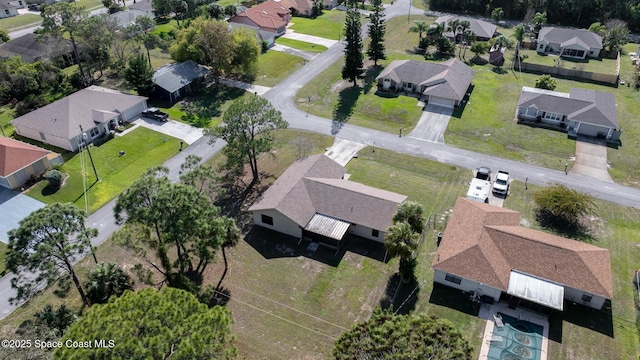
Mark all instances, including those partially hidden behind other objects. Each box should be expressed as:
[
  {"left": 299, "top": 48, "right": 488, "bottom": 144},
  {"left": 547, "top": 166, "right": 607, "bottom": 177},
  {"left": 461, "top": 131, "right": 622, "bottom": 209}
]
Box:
[
  {"left": 249, "top": 154, "right": 407, "bottom": 249},
  {"left": 0, "top": 34, "right": 78, "bottom": 66},
  {"left": 375, "top": 58, "right": 474, "bottom": 108},
  {"left": 153, "top": 61, "right": 209, "bottom": 104},
  {"left": 433, "top": 197, "right": 613, "bottom": 312},
  {"left": 434, "top": 15, "right": 497, "bottom": 42},
  {"left": 11, "top": 86, "right": 148, "bottom": 152},
  {"left": 0, "top": 138, "right": 62, "bottom": 190},
  {"left": 537, "top": 27, "right": 603, "bottom": 59},
  {"left": 516, "top": 86, "right": 620, "bottom": 141}
]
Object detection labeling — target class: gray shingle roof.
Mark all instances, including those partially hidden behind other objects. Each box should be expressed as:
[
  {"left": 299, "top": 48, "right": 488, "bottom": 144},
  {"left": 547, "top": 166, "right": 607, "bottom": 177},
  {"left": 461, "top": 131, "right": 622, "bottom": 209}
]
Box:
[
  {"left": 249, "top": 155, "right": 407, "bottom": 231},
  {"left": 517, "top": 86, "right": 617, "bottom": 128},
  {"left": 435, "top": 15, "right": 497, "bottom": 39},
  {"left": 11, "top": 86, "right": 147, "bottom": 140},
  {"left": 538, "top": 27, "right": 602, "bottom": 50},
  {"left": 153, "top": 60, "right": 210, "bottom": 93},
  {"left": 0, "top": 34, "right": 74, "bottom": 63},
  {"left": 129, "top": 0, "right": 153, "bottom": 12},
  {"left": 376, "top": 58, "right": 474, "bottom": 101},
  {"left": 433, "top": 198, "right": 613, "bottom": 299}
]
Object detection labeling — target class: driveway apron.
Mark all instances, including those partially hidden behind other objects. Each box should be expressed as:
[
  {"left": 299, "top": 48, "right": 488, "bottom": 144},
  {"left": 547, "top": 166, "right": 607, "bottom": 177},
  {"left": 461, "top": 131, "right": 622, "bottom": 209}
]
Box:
[
  {"left": 570, "top": 139, "right": 613, "bottom": 182},
  {"left": 407, "top": 104, "right": 453, "bottom": 143}
]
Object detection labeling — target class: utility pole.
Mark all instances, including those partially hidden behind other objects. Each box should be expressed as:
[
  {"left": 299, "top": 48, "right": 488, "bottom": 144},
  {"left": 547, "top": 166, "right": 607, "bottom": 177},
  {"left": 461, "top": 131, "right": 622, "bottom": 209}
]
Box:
[{"left": 79, "top": 125, "right": 99, "bottom": 181}]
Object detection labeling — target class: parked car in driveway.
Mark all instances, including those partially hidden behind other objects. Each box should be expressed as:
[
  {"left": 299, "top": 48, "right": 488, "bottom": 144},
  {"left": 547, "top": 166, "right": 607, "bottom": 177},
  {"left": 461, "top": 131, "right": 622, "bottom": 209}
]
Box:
[
  {"left": 141, "top": 108, "right": 169, "bottom": 122},
  {"left": 493, "top": 171, "right": 510, "bottom": 195},
  {"left": 475, "top": 166, "right": 491, "bottom": 181}
]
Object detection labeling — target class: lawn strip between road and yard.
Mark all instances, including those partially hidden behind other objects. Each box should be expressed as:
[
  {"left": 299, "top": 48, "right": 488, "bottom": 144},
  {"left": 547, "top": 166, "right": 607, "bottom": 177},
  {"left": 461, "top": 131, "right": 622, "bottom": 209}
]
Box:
[
  {"left": 26, "top": 127, "right": 182, "bottom": 214},
  {"left": 275, "top": 37, "right": 328, "bottom": 53},
  {"left": 253, "top": 50, "right": 306, "bottom": 87}
]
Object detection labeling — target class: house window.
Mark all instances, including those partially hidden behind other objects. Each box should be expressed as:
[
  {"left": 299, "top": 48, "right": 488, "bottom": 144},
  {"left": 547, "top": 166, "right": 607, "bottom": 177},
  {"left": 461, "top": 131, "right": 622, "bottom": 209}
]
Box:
[
  {"left": 4, "top": 10, "right": 9, "bottom": 15},
  {"left": 522, "top": 107, "right": 537, "bottom": 117},
  {"left": 261, "top": 214, "right": 273, "bottom": 226},
  {"left": 371, "top": 229, "right": 379, "bottom": 238},
  {"left": 404, "top": 82, "right": 413, "bottom": 90},
  {"left": 544, "top": 112, "right": 562, "bottom": 122},
  {"left": 445, "top": 273, "right": 462, "bottom": 285},
  {"left": 581, "top": 293, "right": 593, "bottom": 303}
]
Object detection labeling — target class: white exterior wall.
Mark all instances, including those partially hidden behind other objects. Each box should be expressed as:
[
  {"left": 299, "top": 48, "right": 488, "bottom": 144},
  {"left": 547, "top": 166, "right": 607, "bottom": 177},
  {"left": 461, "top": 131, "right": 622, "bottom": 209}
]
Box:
[
  {"left": 348, "top": 223, "right": 386, "bottom": 243},
  {"left": 0, "top": 7, "right": 18, "bottom": 18},
  {"left": 434, "top": 269, "right": 503, "bottom": 301},
  {"left": 252, "top": 209, "right": 302, "bottom": 238},
  {"left": 6, "top": 157, "right": 50, "bottom": 189},
  {"left": 121, "top": 100, "right": 147, "bottom": 123},
  {"left": 13, "top": 125, "right": 75, "bottom": 151},
  {"left": 564, "top": 286, "right": 607, "bottom": 310}
]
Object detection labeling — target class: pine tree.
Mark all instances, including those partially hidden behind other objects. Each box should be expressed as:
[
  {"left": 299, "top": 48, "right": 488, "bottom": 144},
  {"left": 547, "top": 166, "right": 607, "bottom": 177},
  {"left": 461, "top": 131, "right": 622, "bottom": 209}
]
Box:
[
  {"left": 341, "top": 0, "right": 363, "bottom": 86},
  {"left": 367, "top": 0, "right": 386, "bottom": 65}
]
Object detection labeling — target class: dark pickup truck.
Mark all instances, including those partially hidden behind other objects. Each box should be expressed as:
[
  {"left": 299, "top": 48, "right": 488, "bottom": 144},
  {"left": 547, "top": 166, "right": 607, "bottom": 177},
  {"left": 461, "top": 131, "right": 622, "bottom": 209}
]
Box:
[{"left": 141, "top": 108, "right": 169, "bottom": 122}]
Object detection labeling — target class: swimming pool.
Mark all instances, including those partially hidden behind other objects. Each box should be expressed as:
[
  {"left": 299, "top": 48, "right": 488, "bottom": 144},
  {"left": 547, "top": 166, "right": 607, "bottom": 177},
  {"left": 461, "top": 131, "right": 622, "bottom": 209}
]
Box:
[{"left": 486, "top": 312, "right": 544, "bottom": 360}]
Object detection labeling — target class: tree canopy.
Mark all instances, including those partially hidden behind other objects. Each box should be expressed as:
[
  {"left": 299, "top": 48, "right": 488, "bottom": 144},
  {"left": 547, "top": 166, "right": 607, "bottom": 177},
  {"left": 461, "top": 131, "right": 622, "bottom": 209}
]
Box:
[
  {"left": 392, "top": 200, "right": 425, "bottom": 234},
  {"left": 533, "top": 184, "right": 595, "bottom": 225},
  {"left": 85, "top": 262, "right": 134, "bottom": 304},
  {"left": 54, "top": 287, "right": 237, "bottom": 360},
  {"left": 333, "top": 307, "right": 472, "bottom": 360},
  {"left": 6, "top": 203, "right": 97, "bottom": 305},
  {"left": 124, "top": 53, "right": 155, "bottom": 96},
  {"left": 341, "top": 0, "right": 363, "bottom": 86},
  {"left": 366, "top": 0, "right": 386, "bottom": 66},
  {"left": 204, "top": 96, "right": 287, "bottom": 186},
  {"left": 535, "top": 74, "right": 557, "bottom": 90}
]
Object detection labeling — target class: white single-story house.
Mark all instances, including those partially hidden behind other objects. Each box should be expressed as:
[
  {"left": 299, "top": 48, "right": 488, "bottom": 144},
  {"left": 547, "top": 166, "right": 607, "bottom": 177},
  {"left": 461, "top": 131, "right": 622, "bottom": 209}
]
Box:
[
  {"left": 107, "top": 10, "right": 148, "bottom": 29},
  {"left": 375, "top": 58, "right": 474, "bottom": 108},
  {"left": 11, "top": 86, "right": 148, "bottom": 152},
  {"left": 433, "top": 198, "right": 613, "bottom": 312},
  {"left": 249, "top": 154, "right": 407, "bottom": 248},
  {"left": 537, "top": 27, "right": 603, "bottom": 59},
  {"left": 434, "top": 15, "right": 497, "bottom": 42},
  {"left": 0, "top": 138, "right": 63, "bottom": 190},
  {"left": 516, "top": 86, "right": 619, "bottom": 140},
  {"left": 153, "top": 61, "right": 210, "bottom": 104}
]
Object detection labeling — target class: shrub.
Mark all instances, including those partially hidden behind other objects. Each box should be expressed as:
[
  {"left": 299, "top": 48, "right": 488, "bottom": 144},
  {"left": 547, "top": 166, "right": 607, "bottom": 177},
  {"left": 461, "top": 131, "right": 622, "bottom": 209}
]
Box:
[{"left": 44, "top": 169, "right": 63, "bottom": 189}]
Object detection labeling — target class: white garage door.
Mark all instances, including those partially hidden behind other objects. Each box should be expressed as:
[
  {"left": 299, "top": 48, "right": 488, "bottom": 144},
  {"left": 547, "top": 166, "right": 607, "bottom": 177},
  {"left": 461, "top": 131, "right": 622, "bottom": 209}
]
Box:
[{"left": 429, "top": 96, "right": 455, "bottom": 108}]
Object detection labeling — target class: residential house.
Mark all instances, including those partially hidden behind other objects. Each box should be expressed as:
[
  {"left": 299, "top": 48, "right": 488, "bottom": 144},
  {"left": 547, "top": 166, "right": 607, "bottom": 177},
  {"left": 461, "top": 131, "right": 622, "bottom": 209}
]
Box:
[
  {"left": 0, "top": 34, "right": 78, "bottom": 67},
  {"left": 433, "top": 197, "right": 613, "bottom": 312},
  {"left": 11, "top": 86, "right": 148, "bottom": 152},
  {"left": 128, "top": 0, "right": 154, "bottom": 18},
  {"left": 0, "top": 138, "right": 63, "bottom": 190},
  {"left": 0, "top": 3, "right": 18, "bottom": 18},
  {"left": 6, "top": 0, "right": 25, "bottom": 8},
  {"left": 249, "top": 154, "right": 407, "bottom": 248},
  {"left": 153, "top": 61, "right": 209, "bottom": 104},
  {"left": 107, "top": 10, "right": 147, "bottom": 29},
  {"left": 229, "top": 0, "right": 291, "bottom": 37},
  {"left": 375, "top": 58, "right": 474, "bottom": 108},
  {"left": 516, "top": 86, "right": 620, "bottom": 141},
  {"left": 536, "top": 27, "right": 602, "bottom": 59},
  {"left": 435, "top": 15, "right": 497, "bottom": 42},
  {"left": 279, "top": 0, "right": 312, "bottom": 16}
]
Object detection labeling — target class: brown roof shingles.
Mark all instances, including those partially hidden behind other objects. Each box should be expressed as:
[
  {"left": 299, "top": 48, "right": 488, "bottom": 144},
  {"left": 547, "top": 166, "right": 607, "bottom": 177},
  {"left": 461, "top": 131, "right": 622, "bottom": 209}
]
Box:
[
  {"left": 230, "top": 0, "right": 290, "bottom": 32},
  {"left": 249, "top": 154, "right": 407, "bottom": 231},
  {"left": 433, "top": 198, "right": 613, "bottom": 299},
  {"left": 0, "top": 138, "right": 52, "bottom": 177}
]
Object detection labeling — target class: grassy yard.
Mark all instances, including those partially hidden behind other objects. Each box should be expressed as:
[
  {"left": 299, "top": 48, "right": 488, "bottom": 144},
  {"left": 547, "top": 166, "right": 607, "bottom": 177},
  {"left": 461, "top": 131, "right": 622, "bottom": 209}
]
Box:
[
  {"left": 517, "top": 49, "right": 618, "bottom": 74},
  {"left": 0, "top": 14, "right": 41, "bottom": 31},
  {"left": 253, "top": 50, "right": 305, "bottom": 87},
  {"left": 289, "top": 10, "right": 347, "bottom": 40},
  {"left": 275, "top": 37, "right": 327, "bottom": 53},
  {"left": 152, "top": 19, "right": 179, "bottom": 37},
  {"left": 0, "top": 241, "right": 6, "bottom": 275},
  {"left": 25, "top": 127, "right": 182, "bottom": 214}
]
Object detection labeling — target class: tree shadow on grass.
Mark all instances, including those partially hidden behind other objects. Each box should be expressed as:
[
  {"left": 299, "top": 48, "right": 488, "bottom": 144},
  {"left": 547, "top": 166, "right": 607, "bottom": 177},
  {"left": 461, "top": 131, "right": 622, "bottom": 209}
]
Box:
[
  {"left": 362, "top": 65, "right": 383, "bottom": 94},
  {"left": 181, "top": 85, "right": 247, "bottom": 127},
  {"left": 492, "top": 66, "right": 508, "bottom": 74},
  {"left": 535, "top": 210, "right": 595, "bottom": 242},
  {"left": 332, "top": 85, "right": 361, "bottom": 135},
  {"left": 428, "top": 282, "right": 480, "bottom": 317},
  {"left": 379, "top": 274, "right": 420, "bottom": 315},
  {"left": 207, "top": 286, "right": 231, "bottom": 307}
]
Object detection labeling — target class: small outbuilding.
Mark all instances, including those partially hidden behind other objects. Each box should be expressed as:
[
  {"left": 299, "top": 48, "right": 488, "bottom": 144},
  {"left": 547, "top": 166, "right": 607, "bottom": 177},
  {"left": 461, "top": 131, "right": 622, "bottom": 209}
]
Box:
[{"left": 153, "top": 61, "right": 210, "bottom": 104}]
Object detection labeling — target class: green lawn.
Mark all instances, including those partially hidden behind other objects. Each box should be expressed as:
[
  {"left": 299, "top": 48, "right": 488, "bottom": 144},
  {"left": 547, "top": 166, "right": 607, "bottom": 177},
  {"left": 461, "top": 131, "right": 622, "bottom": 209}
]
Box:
[
  {"left": 0, "top": 107, "right": 15, "bottom": 137},
  {"left": 154, "top": 85, "right": 249, "bottom": 127},
  {"left": 274, "top": 37, "right": 327, "bottom": 53},
  {"left": 0, "top": 241, "right": 6, "bottom": 275},
  {"left": 289, "top": 10, "right": 348, "bottom": 40},
  {"left": 517, "top": 49, "right": 618, "bottom": 74},
  {"left": 253, "top": 50, "right": 305, "bottom": 87},
  {"left": 152, "top": 19, "right": 179, "bottom": 37},
  {"left": 26, "top": 127, "right": 182, "bottom": 213},
  {"left": 0, "top": 14, "right": 41, "bottom": 31}
]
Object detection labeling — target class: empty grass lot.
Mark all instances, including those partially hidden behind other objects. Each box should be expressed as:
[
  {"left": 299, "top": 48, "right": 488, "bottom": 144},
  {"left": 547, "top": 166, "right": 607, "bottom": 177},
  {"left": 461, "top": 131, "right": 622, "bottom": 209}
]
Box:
[
  {"left": 26, "top": 127, "right": 182, "bottom": 213},
  {"left": 253, "top": 50, "right": 305, "bottom": 87},
  {"left": 518, "top": 49, "right": 618, "bottom": 74},
  {"left": 289, "top": 10, "right": 348, "bottom": 40},
  {"left": 274, "top": 37, "right": 327, "bottom": 53}
]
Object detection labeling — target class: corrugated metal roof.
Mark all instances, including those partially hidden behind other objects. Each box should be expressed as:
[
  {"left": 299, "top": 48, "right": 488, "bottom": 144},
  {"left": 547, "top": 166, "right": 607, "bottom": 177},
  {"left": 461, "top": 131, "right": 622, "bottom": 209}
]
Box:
[
  {"left": 508, "top": 270, "right": 565, "bottom": 311},
  {"left": 304, "top": 213, "right": 350, "bottom": 241}
]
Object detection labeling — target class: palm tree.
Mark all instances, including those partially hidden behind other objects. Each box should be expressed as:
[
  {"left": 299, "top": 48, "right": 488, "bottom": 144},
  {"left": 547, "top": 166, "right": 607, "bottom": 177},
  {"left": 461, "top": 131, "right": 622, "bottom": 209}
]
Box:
[
  {"left": 512, "top": 24, "right": 525, "bottom": 49},
  {"left": 532, "top": 11, "right": 546, "bottom": 33},
  {"left": 491, "top": 35, "right": 513, "bottom": 50},
  {"left": 393, "top": 200, "right": 425, "bottom": 234},
  {"left": 426, "top": 22, "right": 444, "bottom": 46},
  {"left": 462, "top": 29, "right": 476, "bottom": 59},
  {"left": 408, "top": 20, "right": 429, "bottom": 48},
  {"left": 385, "top": 222, "right": 419, "bottom": 281}
]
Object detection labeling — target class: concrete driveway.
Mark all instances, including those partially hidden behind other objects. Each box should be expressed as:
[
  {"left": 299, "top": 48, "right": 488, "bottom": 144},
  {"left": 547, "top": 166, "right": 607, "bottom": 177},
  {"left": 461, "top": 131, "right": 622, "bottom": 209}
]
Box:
[
  {"left": 280, "top": 29, "right": 339, "bottom": 48},
  {"left": 270, "top": 44, "right": 317, "bottom": 61},
  {"left": 407, "top": 104, "right": 453, "bottom": 143},
  {"left": 570, "top": 139, "right": 613, "bottom": 182},
  {"left": 0, "top": 188, "right": 45, "bottom": 244},
  {"left": 133, "top": 118, "right": 204, "bottom": 145},
  {"left": 324, "top": 138, "right": 366, "bottom": 166}
]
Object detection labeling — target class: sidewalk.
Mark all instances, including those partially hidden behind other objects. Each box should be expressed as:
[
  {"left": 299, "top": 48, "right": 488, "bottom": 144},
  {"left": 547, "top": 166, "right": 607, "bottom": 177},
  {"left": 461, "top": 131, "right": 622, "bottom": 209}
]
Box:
[{"left": 280, "top": 29, "right": 340, "bottom": 48}]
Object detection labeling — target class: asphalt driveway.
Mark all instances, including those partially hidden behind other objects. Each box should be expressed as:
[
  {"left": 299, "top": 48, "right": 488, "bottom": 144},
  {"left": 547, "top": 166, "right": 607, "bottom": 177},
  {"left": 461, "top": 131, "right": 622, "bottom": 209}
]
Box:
[
  {"left": 0, "top": 188, "right": 45, "bottom": 244},
  {"left": 570, "top": 138, "right": 613, "bottom": 182},
  {"left": 407, "top": 104, "right": 453, "bottom": 143}
]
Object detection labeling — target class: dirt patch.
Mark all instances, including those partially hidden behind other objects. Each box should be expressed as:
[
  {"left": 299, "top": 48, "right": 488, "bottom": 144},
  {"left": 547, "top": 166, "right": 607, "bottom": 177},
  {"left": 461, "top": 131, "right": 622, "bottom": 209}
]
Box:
[{"left": 330, "top": 79, "right": 350, "bottom": 93}]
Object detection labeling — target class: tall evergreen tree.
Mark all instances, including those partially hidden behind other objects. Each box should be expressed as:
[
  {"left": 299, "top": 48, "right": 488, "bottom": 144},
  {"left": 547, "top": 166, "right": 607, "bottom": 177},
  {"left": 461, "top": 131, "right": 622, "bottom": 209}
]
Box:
[
  {"left": 367, "top": 0, "right": 386, "bottom": 66},
  {"left": 341, "top": 0, "right": 363, "bottom": 86}
]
